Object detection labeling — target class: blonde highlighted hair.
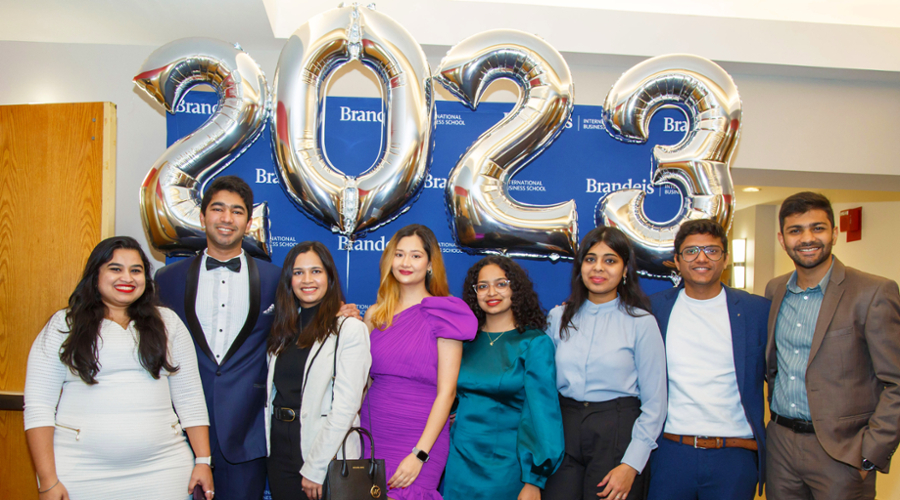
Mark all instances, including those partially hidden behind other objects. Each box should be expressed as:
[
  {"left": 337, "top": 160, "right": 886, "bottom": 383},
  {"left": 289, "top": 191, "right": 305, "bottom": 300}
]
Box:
[{"left": 368, "top": 224, "right": 449, "bottom": 329}]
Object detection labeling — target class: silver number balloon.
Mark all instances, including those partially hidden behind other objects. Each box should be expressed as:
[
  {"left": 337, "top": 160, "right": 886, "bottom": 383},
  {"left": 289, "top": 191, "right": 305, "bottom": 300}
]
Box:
[
  {"left": 271, "top": 4, "right": 433, "bottom": 238},
  {"left": 435, "top": 30, "right": 577, "bottom": 260},
  {"left": 135, "top": 38, "right": 271, "bottom": 258},
  {"left": 598, "top": 54, "right": 741, "bottom": 280}
]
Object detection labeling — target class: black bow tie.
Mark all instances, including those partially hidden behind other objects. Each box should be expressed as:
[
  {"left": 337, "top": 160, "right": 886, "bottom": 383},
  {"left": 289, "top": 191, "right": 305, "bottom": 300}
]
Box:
[{"left": 206, "top": 256, "right": 241, "bottom": 272}]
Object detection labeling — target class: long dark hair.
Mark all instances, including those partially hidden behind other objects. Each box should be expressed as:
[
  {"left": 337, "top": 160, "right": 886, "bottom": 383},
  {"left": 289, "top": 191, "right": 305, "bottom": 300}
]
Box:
[
  {"left": 60, "top": 236, "right": 176, "bottom": 384},
  {"left": 462, "top": 256, "right": 547, "bottom": 332},
  {"left": 559, "top": 226, "right": 651, "bottom": 339},
  {"left": 268, "top": 241, "right": 344, "bottom": 354}
]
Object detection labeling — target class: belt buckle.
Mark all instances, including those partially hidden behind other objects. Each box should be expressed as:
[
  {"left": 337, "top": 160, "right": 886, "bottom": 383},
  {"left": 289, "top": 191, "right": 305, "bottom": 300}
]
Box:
[
  {"left": 693, "top": 436, "right": 721, "bottom": 449},
  {"left": 278, "top": 408, "right": 296, "bottom": 422}
]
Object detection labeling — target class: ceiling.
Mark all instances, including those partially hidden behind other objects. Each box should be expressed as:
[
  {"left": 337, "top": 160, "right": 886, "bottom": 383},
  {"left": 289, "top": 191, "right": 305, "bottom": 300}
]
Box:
[{"left": 2, "top": 0, "right": 900, "bottom": 73}]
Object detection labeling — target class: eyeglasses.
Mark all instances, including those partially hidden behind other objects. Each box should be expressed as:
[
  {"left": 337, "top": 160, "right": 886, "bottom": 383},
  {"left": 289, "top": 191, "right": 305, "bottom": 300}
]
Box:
[
  {"left": 473, "top": 280, "right": 512, "bottom": 295},
  {"left": 679, "top": 245, "right": 725, "bottom": 262}
]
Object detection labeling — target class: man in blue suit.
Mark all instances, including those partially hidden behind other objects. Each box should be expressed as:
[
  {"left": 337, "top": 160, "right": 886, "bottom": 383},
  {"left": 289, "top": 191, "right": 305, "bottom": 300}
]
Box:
[
  {"left": 156, "top": 176, "right": 281, "bottom": 500},
  {"left": 646, "top": 219, "right": 770, "bottom": 500}
]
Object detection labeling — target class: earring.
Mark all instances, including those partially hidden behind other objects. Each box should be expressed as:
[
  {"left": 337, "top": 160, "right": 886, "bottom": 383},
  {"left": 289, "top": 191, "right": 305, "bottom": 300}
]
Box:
[
  {"left": 622, "top": 274, "right": 627, "bottom": 284},
  {"left": 427, "top": 268, "right": 433, "bottom": 276}
]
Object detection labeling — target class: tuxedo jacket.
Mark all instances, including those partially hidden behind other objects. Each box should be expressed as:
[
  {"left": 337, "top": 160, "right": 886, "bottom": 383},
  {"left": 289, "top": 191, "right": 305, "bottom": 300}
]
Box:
[
  {"left": 156, "top": 255, "right": 281, "bottom": 463},
  {"left": 650, "top": 285, "right": 770, "bottom": 490},
  {"left": 766, "top": 257, "right": 900, "bottom": 472}
]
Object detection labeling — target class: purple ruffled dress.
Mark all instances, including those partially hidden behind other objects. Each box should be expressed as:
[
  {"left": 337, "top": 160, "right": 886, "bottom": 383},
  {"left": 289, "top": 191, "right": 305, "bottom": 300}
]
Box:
[{"left": 362, "top": 296, "right": 477, "bottom": 500}]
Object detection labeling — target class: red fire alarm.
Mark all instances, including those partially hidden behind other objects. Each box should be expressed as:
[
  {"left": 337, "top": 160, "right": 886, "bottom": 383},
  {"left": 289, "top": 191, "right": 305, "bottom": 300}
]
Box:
[{"left": 839, "top": 207, "right": 862, "bottom": 242}]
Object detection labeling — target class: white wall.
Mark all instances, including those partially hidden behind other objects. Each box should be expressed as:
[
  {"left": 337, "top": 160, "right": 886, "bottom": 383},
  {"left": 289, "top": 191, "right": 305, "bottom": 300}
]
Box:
[
  {"left": 2, "top": 39, "right": 900, "bottom": 267},
  {"left": 829, "top": 201, "right": 900, "bottom": 283}
]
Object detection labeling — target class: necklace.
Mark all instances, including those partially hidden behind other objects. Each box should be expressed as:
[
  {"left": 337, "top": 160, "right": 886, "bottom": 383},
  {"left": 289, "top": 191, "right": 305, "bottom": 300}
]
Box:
[{"left": 485, "top": 331, "right": 507, "bottom": 346}]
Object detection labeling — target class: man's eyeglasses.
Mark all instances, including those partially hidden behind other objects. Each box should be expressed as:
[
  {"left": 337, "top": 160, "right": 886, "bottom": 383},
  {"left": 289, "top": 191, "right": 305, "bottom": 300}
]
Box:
[
  {"left": 679, "top": 246, "right": 725, "bottom": 262},
  {"left": 473, "top": 280, "right": 512, "bottom": 295}
]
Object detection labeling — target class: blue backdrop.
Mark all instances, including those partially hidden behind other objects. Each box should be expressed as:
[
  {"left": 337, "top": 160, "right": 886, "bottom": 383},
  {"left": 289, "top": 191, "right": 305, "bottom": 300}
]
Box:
[{"left": 167, "top": 92, "right": 691, "bottom": 312}]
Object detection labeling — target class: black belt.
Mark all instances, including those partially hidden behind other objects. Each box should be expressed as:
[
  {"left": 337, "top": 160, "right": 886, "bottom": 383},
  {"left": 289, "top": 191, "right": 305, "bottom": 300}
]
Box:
[
  {"left": 771, "top": 411, "right": 815, "bottom": 434},
  {"left": 273, "top": 407, "right": 300, "bottom": 422},
  {"left": 559, "top": 395, "right": 641, "bottom": 411}
]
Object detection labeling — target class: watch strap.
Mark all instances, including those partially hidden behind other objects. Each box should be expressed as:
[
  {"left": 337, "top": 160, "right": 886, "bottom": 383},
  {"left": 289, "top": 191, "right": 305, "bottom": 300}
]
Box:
[
  {"left": 195, "top": 456, "right": 212, "bottom": 466},
  {"left": 412, "top": 447, "right": 429, "bottom": 463}
]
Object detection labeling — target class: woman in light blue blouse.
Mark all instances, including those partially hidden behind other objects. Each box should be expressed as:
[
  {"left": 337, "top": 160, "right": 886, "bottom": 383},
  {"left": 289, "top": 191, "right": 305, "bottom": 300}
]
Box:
[{"left": 544, "top": 226, "right": 667, "bottom": 500}]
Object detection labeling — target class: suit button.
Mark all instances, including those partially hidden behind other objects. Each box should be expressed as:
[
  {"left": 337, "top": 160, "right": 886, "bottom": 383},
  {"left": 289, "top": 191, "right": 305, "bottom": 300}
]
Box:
[{"left": 216, "top": 371, "right": 222, "bottom": 376}]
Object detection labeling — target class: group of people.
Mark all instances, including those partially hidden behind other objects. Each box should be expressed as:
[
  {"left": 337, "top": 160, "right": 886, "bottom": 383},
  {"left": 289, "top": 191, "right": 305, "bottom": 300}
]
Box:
[{"left": 22, "top": 175, "right": 900, "bottom": 500}]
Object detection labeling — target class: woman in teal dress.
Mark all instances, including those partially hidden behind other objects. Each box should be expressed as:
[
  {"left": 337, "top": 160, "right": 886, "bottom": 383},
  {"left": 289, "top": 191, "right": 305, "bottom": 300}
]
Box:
[{"left": 444, "top": 256, "right": 564, "bottom": 500}]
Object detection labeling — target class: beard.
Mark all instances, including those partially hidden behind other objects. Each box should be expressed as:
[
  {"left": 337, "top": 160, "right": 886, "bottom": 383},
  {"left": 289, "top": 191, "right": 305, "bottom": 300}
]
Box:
[{"left": 787, "top": 242, "right": 832, "bottom": 269}]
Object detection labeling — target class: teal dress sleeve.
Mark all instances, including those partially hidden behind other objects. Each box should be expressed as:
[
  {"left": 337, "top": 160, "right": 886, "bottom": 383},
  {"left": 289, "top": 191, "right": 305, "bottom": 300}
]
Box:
[{"left": 517, "top": 332, "right": 565, "bottom": 488}]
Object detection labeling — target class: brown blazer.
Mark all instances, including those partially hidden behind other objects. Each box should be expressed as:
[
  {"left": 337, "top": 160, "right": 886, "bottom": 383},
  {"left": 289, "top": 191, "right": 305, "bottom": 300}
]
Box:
[{"left": 765, "top": 257, "right": 900, "bottom": 471}]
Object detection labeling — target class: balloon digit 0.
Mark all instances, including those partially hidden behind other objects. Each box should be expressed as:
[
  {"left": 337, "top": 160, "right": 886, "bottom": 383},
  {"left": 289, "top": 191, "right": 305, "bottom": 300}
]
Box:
[
  {"left": 598, "top": 54, "right": 741, "bottom": 280},
  {"left": 271, "top": 4, "right": 434, "bottom": 239},
  {"left": 435, "top": 30, "right": 578, "bottom": 260},
  {"left": 134, "top": 38, "right": 271, "bottom": 258}
]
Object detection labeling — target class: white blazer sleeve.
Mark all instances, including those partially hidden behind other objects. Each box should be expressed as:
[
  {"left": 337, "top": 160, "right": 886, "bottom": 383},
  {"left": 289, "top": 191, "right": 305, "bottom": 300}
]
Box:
[{"left": 300, "top": 318, "right": 372, "bottom": 484}]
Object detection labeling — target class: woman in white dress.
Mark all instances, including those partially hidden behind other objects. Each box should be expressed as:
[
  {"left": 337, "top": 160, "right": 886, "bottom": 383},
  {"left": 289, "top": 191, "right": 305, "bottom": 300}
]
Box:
[{"left": 24, "top": 236, "right": 215, "bottom": 500}]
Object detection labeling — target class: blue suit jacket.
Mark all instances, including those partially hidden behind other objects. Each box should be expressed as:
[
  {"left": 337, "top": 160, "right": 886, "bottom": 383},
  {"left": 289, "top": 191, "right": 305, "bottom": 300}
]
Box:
[
  {"left": 155, "top": 255, "right": 281, "bottom": 463},
  {"left": 649, "top": 285, "right": 770, "bottom": 491}
]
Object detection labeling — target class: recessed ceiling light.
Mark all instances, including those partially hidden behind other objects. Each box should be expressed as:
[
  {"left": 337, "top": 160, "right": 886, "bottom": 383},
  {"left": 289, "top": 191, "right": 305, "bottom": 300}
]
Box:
[{"left": 742, "top": 187, "right": 761, "bottom": 192}]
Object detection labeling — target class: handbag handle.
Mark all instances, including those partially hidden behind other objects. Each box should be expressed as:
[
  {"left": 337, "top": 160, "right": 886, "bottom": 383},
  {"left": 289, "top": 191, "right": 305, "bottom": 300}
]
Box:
[{"left": 339, "top": 426, "right": 379, "bottom": 480}]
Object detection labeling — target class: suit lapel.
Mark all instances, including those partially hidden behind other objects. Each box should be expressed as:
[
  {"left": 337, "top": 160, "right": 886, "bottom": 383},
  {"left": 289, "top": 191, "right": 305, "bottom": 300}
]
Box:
[
  {"left": 220, "top": 256, "right": 261, "bottom": 366},
  {"left": 766, "top": 278, "right": 788, "bottom": 374},
  {"left": 185, "top": 256, "right": 217, "bottom": 364},
  {"left": 656, "top": 287, "right": 680, "bottom": 344},
  {"left": 807, "top": 260, "right": 845, "bottom": 368},
  {"left": 726, "top": 287, "right": 747, "bottom": 396}
]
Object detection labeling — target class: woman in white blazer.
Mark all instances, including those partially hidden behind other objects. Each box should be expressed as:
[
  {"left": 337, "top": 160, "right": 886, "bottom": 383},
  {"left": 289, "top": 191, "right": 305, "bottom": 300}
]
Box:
[{"left": 265, "top": 241, "right": 372, "bottom": 500}]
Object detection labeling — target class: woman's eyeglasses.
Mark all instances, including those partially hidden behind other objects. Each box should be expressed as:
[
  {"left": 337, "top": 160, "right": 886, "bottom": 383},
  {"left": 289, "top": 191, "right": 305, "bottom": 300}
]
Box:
[{"left": 473, "top": 280, "right": 512, "bottom": 295}]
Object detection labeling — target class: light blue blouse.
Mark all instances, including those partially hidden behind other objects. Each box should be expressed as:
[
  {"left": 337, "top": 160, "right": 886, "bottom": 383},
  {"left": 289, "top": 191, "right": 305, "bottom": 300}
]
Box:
[{"left": 547, "top": 298, "right": 667, "bottom": 472}]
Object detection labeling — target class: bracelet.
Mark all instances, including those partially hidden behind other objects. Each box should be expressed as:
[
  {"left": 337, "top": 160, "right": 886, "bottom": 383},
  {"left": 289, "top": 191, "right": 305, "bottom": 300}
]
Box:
[{"left": 38, "top": 480, "right": 59, "bottom": 494}]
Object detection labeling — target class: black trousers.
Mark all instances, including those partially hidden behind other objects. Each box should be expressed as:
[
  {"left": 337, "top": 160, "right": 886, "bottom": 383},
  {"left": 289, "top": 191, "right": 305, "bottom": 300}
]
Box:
[
  {"left": 544, "top": 396, "right": 648, "bottom": 500},
  {"left": 266, "top": 417, "right": 311, "bottom": 500}
]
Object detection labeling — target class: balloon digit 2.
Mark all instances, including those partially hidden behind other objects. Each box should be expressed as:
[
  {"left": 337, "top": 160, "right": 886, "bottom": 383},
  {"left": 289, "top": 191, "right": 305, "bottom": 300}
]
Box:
[
  {"left": 134, "top": 38, "right": 271, "bottom": 258},
  {"left": 435, "top": 29, "right": 578, "bottom": 260}
]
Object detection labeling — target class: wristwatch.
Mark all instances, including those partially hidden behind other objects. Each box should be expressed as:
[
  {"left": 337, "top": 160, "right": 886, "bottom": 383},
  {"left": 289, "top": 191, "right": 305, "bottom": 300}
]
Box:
[
  {"left": 862, "top": 458, "right": 876, "bottom": 472},
  {"left": 412, "top": 447, "right": 430, "bottom": 463},
  {"left": 195, "top": 456, "right": 213, "bottom": 468}
]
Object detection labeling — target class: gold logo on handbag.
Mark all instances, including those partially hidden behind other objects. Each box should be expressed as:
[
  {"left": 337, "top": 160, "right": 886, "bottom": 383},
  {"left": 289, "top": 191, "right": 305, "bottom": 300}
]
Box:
[{"left": 371, "top": 485, "right": 381, "bottom": 498}]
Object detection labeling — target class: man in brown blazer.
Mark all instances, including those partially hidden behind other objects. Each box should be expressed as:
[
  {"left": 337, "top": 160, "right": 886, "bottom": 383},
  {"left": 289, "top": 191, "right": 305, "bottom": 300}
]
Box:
[{"left": 765, "top": 191, "right": 900, "bottom": 500}]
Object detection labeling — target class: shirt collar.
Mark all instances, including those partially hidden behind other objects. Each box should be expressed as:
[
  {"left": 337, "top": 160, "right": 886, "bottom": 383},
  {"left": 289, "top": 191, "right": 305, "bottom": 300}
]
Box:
[
  {"left": 201, "top": 249, "right": 246, "bottom": 271},
  {"left": 786, "top": 257, "right": 834, "bottom": 294},
  {"left": 582, "top": 296, "right": 621, "bottom": 314}
]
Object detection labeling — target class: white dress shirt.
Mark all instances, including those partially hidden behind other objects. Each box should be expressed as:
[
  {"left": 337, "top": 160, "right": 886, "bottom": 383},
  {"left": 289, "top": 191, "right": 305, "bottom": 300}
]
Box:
[
  {"left": 664, "top": 288, "right": 753, "bottom": 438},
  {"left": 197, "top": 250, "right": 250, "bottom": 362}
]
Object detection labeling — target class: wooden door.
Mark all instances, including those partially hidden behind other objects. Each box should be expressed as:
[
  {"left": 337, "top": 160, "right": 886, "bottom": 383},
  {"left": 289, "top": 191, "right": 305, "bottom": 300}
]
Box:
[{"left": 0, "top": 102, "right": 115, "bottom": 499}]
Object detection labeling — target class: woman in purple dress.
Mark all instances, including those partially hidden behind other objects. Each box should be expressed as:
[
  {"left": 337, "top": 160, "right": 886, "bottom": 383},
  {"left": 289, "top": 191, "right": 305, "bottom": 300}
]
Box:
[{"left": 363, "top": 224, "right": 477, "bottom": 500}]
